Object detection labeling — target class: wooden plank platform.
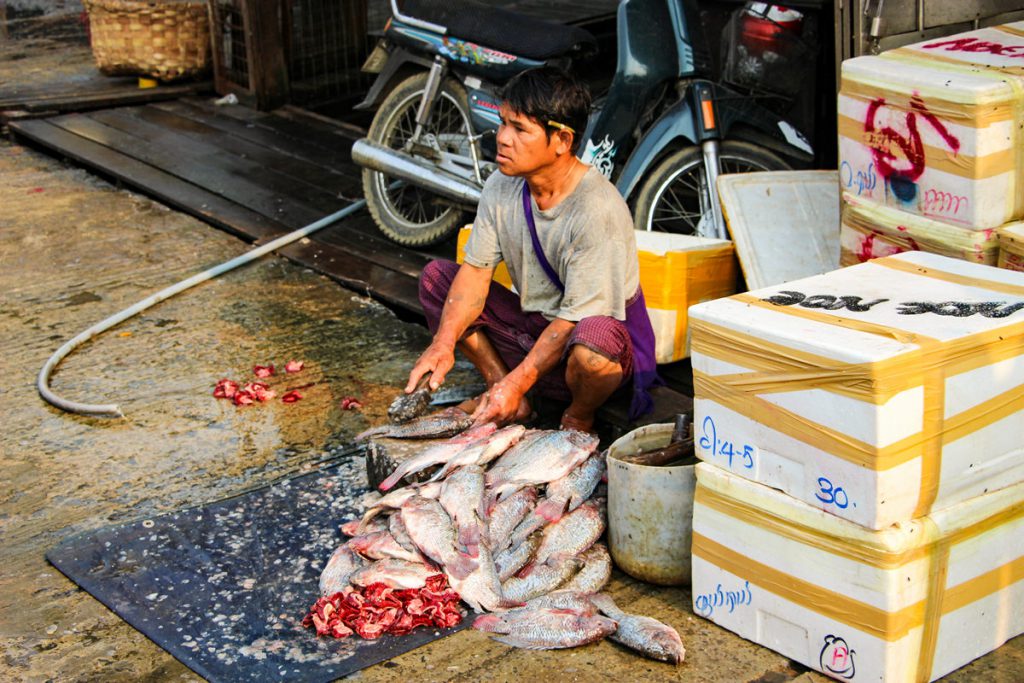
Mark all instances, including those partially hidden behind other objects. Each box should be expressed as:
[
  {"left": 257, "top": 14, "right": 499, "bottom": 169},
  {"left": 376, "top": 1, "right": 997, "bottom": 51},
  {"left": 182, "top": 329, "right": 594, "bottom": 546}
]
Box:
[
  {"left": 8, "top": 96, "right": 451, "bottom": 313},
  {"left": 0, "top": 75, "right": 212, "bottom": 124}
]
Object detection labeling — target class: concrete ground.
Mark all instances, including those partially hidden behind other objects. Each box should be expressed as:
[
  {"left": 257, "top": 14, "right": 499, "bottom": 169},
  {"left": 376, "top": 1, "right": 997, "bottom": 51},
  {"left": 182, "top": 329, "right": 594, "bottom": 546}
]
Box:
[{"left": 2, "top": 31, "right": 1023, "bottom": 683}]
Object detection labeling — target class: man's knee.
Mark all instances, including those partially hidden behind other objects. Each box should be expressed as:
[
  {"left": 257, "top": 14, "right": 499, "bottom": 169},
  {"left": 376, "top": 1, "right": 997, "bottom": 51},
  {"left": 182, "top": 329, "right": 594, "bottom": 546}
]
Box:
[
  {"left": 567, "top": 343, "right": 620, "bottom": 376},
  {"left": 569, "top": 316, "right": 631, "bottom": 374}
]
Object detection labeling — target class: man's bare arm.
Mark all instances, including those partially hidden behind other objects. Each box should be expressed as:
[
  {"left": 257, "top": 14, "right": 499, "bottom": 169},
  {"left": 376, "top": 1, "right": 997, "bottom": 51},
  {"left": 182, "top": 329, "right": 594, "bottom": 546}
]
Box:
[
  {"left": 405, "top": 262, "right": 494, "bottom": 392},
  {"left": 472, "top": 317, "right": 576, "bottom": 424}
]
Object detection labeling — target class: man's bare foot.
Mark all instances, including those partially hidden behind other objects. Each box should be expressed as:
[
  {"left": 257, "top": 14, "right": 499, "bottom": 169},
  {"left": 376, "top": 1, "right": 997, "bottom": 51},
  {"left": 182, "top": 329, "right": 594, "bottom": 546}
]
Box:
[{"left": 560, "top": 411, "right": 596, "bottom": 434}]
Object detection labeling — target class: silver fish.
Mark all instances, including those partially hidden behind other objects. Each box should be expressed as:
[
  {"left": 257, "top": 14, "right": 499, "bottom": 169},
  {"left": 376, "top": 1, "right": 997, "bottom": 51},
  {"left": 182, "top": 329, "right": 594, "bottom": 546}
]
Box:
[
  {"left": 561, "top": 542, "right": 612, "bottom": 594},
  {"left": 346, "top": 530, "right": 424, "bottom": 564},
  {"left": 494, "top": 533, "right": 540, "bottom": 582},
  {"left": 349, "top": 559, "right": 439, "bottom": 590},
  {"left": 506, "top": 453, "right": 604, "bottom": 548},
  {"left": 501, "top": 553, "right": 583, "bottom": 603},
  {"left": 387, "top": 372, "right": 433, "bottom": 424},
  {"left": 486, "top": 430, "right": 598, "bottom": 508},
  {"left": 389, "top": 511, "right": 417, "bottom": 553},
  {"left": 400, "top": 496, "right": 477, "bottom": 579},
  {"left": 427, "top": 424, "right": 527, "bottom": 482},
  {"left": 534, "top": 498, "right": 605, "bottom": 566},
  {"left": 485, "top": 430, "right": 548, "bottom": 479},
  {"left": 590, "top": 593, "right": 686, "bottom": 665},
  {"left": 447, "top": 542, "right": 517, "bottom": 612},
  {"left": 377, "top": 423, "right": 498, "bottom": 491},
  {"left": 319, "top": 544, "right": 366, "bottom": 596},
  {"left": 524, "top": 589, "right": 598, "bottom": 614},
  {"left": 358, "top": 480, "right": 443, "bottom": 531},
  {"left": 473, "top": 607, "right": 617, "bottom": 650},
  {"left": 439, "top": 465, "right": 486, "bottom": 556},
  {"left": 355, "top": 410, "right": 474, "bottom": 442},
  {"left": 485, "top": 487, "right": 537, "bottom": 552}
]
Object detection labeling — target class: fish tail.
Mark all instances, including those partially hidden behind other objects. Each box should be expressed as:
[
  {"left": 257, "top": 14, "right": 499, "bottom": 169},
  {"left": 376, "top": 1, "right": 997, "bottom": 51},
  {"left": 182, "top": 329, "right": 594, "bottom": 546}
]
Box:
[{"left": 378, "top": 464, "right": 409, "bottom": 492}]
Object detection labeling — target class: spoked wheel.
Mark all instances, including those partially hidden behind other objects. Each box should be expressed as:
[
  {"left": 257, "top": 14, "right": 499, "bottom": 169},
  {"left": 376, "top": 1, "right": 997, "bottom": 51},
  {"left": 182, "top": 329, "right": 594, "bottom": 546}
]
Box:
[
  {"left": 633, "top": 141, "right": 789, "bottom": 235},
  {"left": 362, "top": 73, "right": 473, "bottom": 247}
]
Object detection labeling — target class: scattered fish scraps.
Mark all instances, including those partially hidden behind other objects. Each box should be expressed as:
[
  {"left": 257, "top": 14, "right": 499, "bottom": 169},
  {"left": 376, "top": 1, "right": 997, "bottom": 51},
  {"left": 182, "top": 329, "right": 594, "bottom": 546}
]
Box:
[
  {"left": 212, "top": 359, "right": 308, "bottom": 406},
  {"left": 284, "top": 360, "right": 305, "bottom": 373},
  {"left": 253, "top": 364, "right": 275, "bottom": 378},
  {"left": 387, "top": 371, "right": 434, "bottom": 424},
  {"left": 341, "top": 396, "right": 363, "bottom": 410},
  {"left": 304, "top": 574, "right": 462, "bottom": 640}
]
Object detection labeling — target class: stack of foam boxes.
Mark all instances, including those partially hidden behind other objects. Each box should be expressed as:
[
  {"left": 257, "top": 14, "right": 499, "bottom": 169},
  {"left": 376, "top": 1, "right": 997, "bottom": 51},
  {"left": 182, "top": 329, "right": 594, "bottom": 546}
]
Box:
[
  {"left": 838, "top": 22, "right": 1024, "bottom": 270},
  {"left": 687, "top": 251, "right": 1024, "bottom": 681}
]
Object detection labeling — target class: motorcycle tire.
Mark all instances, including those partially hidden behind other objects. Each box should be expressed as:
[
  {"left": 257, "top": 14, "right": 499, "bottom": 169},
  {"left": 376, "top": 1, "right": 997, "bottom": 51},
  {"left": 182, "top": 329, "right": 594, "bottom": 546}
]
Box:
[
  {"left": 632, "top": 140, "right": 789, "bottom": 236},
  {"left": 362, "top": 73, "right": 473, "bottom": 248}
]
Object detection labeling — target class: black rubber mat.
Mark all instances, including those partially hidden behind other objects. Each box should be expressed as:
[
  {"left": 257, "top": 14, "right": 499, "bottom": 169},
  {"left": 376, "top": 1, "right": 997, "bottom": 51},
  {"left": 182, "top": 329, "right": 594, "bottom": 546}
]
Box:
[{"left": 45, "top": 455, "right": 468, "bottom": 682}]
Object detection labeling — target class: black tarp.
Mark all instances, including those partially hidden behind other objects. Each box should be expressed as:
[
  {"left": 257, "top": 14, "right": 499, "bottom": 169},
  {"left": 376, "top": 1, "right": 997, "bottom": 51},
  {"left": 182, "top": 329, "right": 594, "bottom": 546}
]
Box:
[{"left": 46, "top": 455, "right": 467, "bottom": 682}]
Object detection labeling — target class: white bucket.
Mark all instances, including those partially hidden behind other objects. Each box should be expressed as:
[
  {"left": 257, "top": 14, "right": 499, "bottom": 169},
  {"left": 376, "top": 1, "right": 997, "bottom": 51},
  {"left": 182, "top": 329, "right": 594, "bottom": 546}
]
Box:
[{"left": 606, "top": 422, "right": 696, "bottom": 586}]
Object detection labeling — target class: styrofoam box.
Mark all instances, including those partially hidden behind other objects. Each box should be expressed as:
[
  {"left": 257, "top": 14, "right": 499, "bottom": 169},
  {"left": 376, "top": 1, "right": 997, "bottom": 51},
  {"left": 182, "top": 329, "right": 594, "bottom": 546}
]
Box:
[
  {"left": 689, "top": 251, "right": 1024, "bottom": 529},
  {"left": 840, "top": 191, "right": 1002, "bottom": 267},
  {"left": 998, "top": 223, "right": 1024, "bottom": 272},
  {"left": 691, "top": 463, "right": 1024, "bottom": 682},
  {"left": 838, "top": 22, "right": 1024, "bottom": 229}
]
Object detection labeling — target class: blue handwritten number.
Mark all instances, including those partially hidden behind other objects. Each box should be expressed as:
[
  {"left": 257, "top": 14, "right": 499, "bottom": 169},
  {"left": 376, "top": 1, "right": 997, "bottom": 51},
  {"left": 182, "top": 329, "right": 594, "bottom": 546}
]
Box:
[
  {"left": 742, "top": 445, "right": 754, "bottom": 469},
  {"left": 815, "top": 477, "right": 850, "bottom": 509},
  {"left": 699, "top": 415, "right": 717, "bottom": 456}
]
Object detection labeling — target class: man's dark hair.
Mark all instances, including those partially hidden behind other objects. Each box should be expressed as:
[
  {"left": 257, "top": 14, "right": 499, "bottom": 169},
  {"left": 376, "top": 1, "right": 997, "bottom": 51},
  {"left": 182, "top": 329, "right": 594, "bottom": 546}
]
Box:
[{"left": 499, "top": 66, "right": 591, "bottom": 154}]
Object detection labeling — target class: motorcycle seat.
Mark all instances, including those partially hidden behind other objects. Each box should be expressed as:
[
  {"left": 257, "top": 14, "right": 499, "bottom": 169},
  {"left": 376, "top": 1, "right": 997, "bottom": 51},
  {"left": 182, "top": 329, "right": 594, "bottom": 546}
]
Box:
[{"left": 402, "top": 0, "right": 597, "bottom": 61}]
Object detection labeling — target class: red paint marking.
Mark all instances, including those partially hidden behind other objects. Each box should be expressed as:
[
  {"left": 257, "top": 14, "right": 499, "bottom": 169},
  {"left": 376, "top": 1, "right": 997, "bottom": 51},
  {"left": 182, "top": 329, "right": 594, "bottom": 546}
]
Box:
[
  {"left": 863, "top": 96, "right": 960, "bottom": 182},
  {"left": 923, "top": 36, "right": 1024, "bottom": 58}
]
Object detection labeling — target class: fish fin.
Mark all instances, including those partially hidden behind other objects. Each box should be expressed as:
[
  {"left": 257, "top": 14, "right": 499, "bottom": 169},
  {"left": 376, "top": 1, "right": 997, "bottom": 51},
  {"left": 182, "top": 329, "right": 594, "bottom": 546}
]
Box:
[
  {"left": 515, "top": 561, "right": 536, "bottom": 578},
  {"left": 458, "top": 521, "right": 482, "bottom": 553},
  {"left": 472, "top": 614, "right": 502, "bottom": 631},
  {"left": 447, "top": 553, "right": 478, "bottom": 581},
  {"left": 491, "top": 635, "right": 557, "bottom": 650},
  {"left": 588, "top": 593, "right": 623, "bottom": 619},
  {"left": 533, "top": 497, "right": 567, "bottom": 523}
]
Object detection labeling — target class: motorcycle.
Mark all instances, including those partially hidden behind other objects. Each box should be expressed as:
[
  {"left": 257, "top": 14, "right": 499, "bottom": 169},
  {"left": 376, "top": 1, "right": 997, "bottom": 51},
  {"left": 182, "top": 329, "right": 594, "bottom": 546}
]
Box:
[{"left": 352, "top": 0, "right": 815, "bottom": 247}]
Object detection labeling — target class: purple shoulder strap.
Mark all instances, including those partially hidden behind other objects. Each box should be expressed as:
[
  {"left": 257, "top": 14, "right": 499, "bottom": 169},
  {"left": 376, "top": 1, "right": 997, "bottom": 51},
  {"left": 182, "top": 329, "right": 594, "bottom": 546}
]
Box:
[{"left": 522, "top": 182, "right": 565, "bottom": 292}]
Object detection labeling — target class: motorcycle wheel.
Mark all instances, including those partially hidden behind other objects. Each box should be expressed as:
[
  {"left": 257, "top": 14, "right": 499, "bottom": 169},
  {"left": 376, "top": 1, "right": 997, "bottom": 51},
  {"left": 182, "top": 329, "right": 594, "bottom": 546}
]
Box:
[
  {"left": 632, "top": 141, "right": 789, "bottom": 235},
  {"left": 362, "top": 73, "right": 473, "bottom": 248}
]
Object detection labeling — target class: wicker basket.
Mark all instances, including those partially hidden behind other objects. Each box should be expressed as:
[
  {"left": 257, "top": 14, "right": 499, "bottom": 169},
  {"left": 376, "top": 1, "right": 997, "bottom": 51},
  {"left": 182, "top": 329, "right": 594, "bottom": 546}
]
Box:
[{"left": 84, "top": 0, "right": 212, "bottom": 81}]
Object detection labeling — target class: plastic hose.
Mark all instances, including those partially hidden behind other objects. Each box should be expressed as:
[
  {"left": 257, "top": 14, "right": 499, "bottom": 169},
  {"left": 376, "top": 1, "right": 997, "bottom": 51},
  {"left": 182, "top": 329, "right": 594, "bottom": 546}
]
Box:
[{"left": 38, "top": 199, "right": 367, "bottom": 418}]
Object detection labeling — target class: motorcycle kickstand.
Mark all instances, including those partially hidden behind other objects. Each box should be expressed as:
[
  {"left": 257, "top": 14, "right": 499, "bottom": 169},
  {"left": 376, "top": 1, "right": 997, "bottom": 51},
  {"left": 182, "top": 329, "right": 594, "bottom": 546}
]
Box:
[{"left": 700, "top": 138, "right": 727, "bottom": 240}]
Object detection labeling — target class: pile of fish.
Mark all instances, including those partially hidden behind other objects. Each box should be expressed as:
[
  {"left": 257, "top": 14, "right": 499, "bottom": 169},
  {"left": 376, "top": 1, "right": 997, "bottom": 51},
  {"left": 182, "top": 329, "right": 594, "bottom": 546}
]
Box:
[{"left": 309, "top": 412, "right": 685, "bottom": 664}]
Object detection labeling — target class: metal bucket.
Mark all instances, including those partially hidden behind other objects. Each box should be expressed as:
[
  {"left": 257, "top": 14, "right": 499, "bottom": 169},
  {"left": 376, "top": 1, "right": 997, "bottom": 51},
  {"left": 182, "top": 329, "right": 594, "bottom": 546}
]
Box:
[{"left": 606, "top": 422, "right": 696, "bottom": 586}]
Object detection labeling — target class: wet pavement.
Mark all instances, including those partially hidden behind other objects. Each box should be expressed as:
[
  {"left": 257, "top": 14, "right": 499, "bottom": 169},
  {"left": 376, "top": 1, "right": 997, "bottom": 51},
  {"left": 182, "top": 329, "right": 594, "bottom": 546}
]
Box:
[{"left": 2, "top": 32, "right": 1023, "bottom": 683}]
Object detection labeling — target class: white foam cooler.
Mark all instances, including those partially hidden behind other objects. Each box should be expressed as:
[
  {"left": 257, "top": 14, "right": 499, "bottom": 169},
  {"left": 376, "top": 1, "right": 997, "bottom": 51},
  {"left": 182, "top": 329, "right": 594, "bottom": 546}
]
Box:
[
  {"left": 689, "top": 251, "right": 1024, "bottom": 529},
  {"left": 838, "top": 22, "right": 1024, "bottom": 229},
  {"left": 840, "top": 192, "right": 1002, "bottom": 267},
  {"left": 691, "top": 463, "right": 1024, "bottom": 683}
]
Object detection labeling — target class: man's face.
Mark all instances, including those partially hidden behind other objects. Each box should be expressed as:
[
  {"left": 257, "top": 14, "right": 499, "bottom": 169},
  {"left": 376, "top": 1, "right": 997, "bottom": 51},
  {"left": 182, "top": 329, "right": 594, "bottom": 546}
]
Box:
[{"left": 495, "top": 105, "right": 560, "bottom": 176}]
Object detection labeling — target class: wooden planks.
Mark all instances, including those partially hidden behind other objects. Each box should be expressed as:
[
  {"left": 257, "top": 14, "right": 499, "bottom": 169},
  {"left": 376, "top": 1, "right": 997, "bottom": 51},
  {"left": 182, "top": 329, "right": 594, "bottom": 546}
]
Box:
[{"left": 8, "top": 97, "right": 449, "bottom": 313}]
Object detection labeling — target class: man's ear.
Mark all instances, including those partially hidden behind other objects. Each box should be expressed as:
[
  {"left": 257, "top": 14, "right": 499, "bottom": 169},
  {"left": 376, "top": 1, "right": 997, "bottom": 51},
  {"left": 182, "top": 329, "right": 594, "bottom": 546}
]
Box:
[{"left": 556, "top": 130, "right": 574, "bottom": 156}]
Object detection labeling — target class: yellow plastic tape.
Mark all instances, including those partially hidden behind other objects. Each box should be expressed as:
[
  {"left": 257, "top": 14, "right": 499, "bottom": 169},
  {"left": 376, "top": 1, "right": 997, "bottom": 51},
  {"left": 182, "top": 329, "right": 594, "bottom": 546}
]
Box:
[
  {"left": 872, "top": 255, "right": 1024, "bottom": 296},
  {"left": 838, "top": 77, "right": 1018, "bottom": 127},
  {"left": 837, "top": 114, "right": 1014, "bottom": 180}
]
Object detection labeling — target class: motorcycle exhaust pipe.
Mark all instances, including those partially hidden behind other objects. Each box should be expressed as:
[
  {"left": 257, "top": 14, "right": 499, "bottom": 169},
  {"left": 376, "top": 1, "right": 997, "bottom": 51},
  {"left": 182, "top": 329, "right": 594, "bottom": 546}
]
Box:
[{"left": 352, "top": 139, "right": 482, "bottom": 205}]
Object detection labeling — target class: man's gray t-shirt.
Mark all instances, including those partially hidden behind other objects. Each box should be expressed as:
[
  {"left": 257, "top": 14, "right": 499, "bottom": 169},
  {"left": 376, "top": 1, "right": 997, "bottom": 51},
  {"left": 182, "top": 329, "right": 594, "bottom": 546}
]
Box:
[{"left": 463, "top": 166, "right": 640, "bottom": 322}]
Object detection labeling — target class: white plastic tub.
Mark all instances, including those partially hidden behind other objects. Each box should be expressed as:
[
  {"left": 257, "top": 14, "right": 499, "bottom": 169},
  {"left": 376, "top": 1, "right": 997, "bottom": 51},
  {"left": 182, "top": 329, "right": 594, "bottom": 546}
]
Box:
[
  {"left": 691, "top": 463, "right": 1024, "bottom": 682},
  {"left": 606, "top": 423, "right": 696, "bottom": 585}
]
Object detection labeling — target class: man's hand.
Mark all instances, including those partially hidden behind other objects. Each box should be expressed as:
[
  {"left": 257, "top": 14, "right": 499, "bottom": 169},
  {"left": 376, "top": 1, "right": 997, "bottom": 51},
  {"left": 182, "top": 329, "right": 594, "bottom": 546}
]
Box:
[
  {"left": 470, "top": 377, "right": 528, "bottom": 426},
  {"left": 405, "top": 340, "right": 456, "bottom": 394}
]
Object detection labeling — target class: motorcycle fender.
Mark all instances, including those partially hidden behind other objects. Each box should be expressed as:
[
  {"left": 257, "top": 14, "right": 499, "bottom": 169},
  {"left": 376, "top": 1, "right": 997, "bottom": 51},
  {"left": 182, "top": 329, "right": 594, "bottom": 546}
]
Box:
[
  {"left": 714, "top": 92, "right": 814, "bottom": 164},
  {"left": 353, "top": 46, "right": 434, "bottom": 111},
  {"left": 614, "top": 97, "right": 699, "bottom": 200}
]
